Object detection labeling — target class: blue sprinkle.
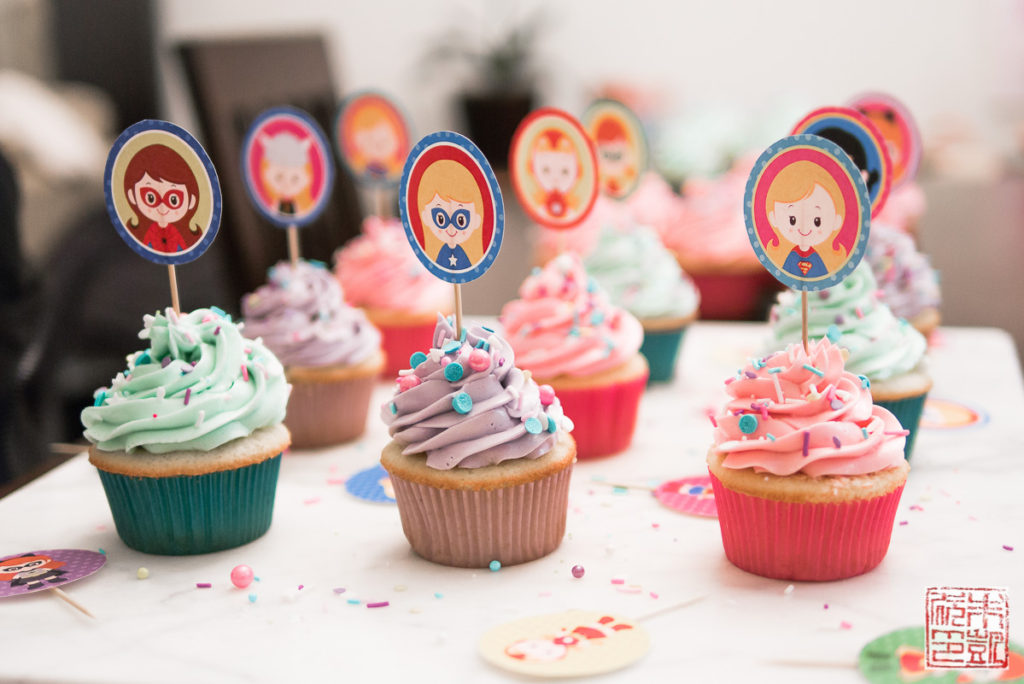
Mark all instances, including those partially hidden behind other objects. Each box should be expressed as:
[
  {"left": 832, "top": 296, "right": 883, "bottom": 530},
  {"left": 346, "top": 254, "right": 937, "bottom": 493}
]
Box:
[
  {"left": 210, "top": 305, "right": 228, "bottom": 319},
  {"left": 858, "top": 375, "right": 870, "bottom": 388},
  {"left": 410, "top": 351, "right": 428, "bottom": 368},
  {"left": 347, "top": 599, "right": 361, "bottom": 605},
  {"left": 524, "top": 417, "right": 543, "bottom": 434},
  {"left": 442, "top": 340, "right": 461, "bottom": 354},
  {"left": 474, "top": 339, "right": 490, "bottom": 351},
  {"left": 802, "top": 364, "right": 824, "bottom": 377},
  {"left": 460, "top": 328, "right": 468, "bottom": 342},
  {"left": 135, "top": 351, "right": 152, "bottom": 366},
  {"left": 861, "top": 427, "right": 869, "bottom": 439},
  {"left": 390, "top": 402, "right": 397, "bottom": 415},
  {"left": 444, "top": 362, "right": 464, "bottom": 382},
  {"left": 586, "top": 278, "right": 597, "bottom": 293},
  {"left": 248, "top": 593, "right": 257, "bottom": 603},
  {"left": 93, "top": 390, "right": 106, "bottom": 407},
  {"left": 434, "top": 592, "right": 444, "bottom": 599},
  {"left": 482, "top": 326, "right": 494, "bottom": 333},
  {"left": 826, "top": 324, "right": 841, "bottom": 343},
  {"left": 767, "top": 367, "right": 783, "bottom": 374},
  {"left": 307, "top": 259, "right": 327, "bottom": 269},
  {"left": 489, "top": 560, "right": 501, "bottom": 572},
  {"left": 738, "top": 414, "right": 758, "bottom": 434},
  {"left": 98, "top": 548, "right": 106, "bottom": 555},
  {"left": 766, "top": 433, "right": 776, "bottom": 441},
  {"left": 569, "top": 327, "right": 580, "bottom": 337},
  {"left": 452, "top": 392, "right": 473, "bottom": 414},
  {"left": 590, "top": 310, "right": 605, "bottom": 325},
  {"left": 547, "top": 415, "right": 557, "bottom": 433}
]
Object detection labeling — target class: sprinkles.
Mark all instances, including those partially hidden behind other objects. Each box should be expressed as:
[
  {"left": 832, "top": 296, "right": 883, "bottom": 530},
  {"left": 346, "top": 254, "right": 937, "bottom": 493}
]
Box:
[
  {"left": 452, "top": 392, "right": 473, "bottom": 414},
  {"left": 803, "top": 364, "right": 824, "bottom": 377},
  {"left": 184, "top": 388, "right": 191, "bottom": 406},
  {"left": 802, "top": 431, "right": 810, "bottom": 457},
  {"left": 832, "top": 436, "right": 842, "bottom": 448}
]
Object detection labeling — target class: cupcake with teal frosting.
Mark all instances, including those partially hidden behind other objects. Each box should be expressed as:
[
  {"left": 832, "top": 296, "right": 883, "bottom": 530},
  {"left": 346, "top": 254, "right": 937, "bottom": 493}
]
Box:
[
  {"left": 81, "top": 307, "right": 291, "bottom": 555},
  {"left": 768, "top": 263, "right": 931, "bottom": 458}
]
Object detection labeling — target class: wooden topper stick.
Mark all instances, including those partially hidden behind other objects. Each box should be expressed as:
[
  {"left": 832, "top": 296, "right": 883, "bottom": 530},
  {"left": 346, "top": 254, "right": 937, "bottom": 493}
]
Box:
[
  {"left": 454, "top": 283, "right": 463, "bottom": 336},
  {"left": 51, "top": 587, "right": 95, "bottom": 619},
  {"left": 801, "top": 291, "right": 809, "bottom": 353},
  {"left": 287, "top": 225, "right": 300, "bottom": 269},
  {"left": 373, "top": 186, "right": 388, "bottom": 219},
  {"left": 635, "top": 594, "right": 707, "bottom": 622},
  {"left": 167, "top": 265, "right": 181, "bottom": 315}
]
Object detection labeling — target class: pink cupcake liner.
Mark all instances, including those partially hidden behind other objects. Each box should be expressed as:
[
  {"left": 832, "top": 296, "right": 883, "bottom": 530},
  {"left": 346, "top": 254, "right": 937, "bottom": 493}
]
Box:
[
  {"left": 709, "top": 470, "right": 905, "bottom": 581},
  {"left": 554, "top": 373, "right": 647, "bottom": 459},
  {"left": 377, "top": 320, "right": 439, "bottom": 378},
  {"left": 388, "top": 465, "right": 572, "bottom": 568},
  {"left": 285, "top": 372, "right": 376, "bottom": 449},
  {"left": 691, "top": 272, "right": 782, "bottom": 321}
]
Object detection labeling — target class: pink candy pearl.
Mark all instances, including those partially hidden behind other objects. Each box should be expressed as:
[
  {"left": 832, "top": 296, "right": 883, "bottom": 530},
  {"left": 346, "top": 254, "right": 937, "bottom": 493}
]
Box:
[
  {"left": 440, "top": 356, "right": 451, "bottom": 367},
  {"left": 538, "top": 384, "right": 556, "bottom": 406},
  {"left": 468, "top": 349, "right": 490, "bottom": 371},
  {"left": 231, "top": 565, "right": 254, "bottom": 589},
  {"left": 398, "top": 375, "right": 421, "bottom": 392}
]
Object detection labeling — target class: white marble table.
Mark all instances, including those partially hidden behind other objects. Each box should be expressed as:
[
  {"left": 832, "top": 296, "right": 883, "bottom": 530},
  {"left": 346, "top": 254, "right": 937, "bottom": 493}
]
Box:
[{"left": 2, "top": 323, "right": 1022, "bottom": 683}]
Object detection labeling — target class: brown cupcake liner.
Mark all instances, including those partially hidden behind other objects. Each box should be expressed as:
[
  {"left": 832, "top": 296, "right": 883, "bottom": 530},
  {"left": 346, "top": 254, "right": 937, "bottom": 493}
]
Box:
[{"left": 285, "top": 371, "right": 377, "bottom": 449}]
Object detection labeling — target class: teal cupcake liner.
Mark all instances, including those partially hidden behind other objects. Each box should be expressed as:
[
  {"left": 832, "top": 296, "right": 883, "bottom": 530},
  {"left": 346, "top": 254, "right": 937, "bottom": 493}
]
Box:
[
  {"left": 874, "top": 393, "right": 927, "bottom": 460},
  {"left": 96, "top": 455, "right": 282, "bottom": 555},
  {"left": 639, "top": 327, "right": 688, "bottom": 384}
]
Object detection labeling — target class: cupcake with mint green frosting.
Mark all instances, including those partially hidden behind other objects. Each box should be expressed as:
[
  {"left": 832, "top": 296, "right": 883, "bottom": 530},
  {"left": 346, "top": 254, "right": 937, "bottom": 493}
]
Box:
[
  {"left": 82, "top": 306, "right": 292, "bottom": 555},
  {"left": 583, "top": 215, "right": 700, "bottom": 383},
  {"left": 767, "top": 262, "right": 931, "bottom": 458}
]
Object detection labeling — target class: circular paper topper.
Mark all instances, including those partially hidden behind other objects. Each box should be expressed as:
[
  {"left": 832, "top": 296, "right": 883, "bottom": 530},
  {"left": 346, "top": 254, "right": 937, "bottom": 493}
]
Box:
[
  {"left": 654, "top": 475, "right": 717, "bottom": 518},
  {"left": 858, "top": 626, "right": 1024, "bottom": 683},
  {"left": 744, "top": 134, "right": 871, "bottom": 291},
  {"left": 345, "top": 463, "right": 396, "bottom": 504},
  {"left": 791, "top": 106, "right": 892, "bottom": 218},
  {"left": 479, "top": 610, "right": 649, "bottom": 678},
  {"left": 0, "top": 549, "right": 106, "bottom": 598},
  {"left": 581, "top": 99, "right": 648, "bottom": 200},
  {"left": 399, "top": 131, "right": 504, "bottom": 284},
  {"left": 850, "top": 92, "right": 922, "bottom": 189},
  {"left": 104, "top": 120, "right": 222, "bottom": 266},
  {"left": 509, "top": 107, "right": 599, "bottom": 230},
  {"left": 241, "top": 106, "right": 335, "bottom": 228},
  {"left": 921, "top": 398, "right": 989, "bottom": 430},
  {"left": 333, "top": 90, "right": 411, "bottom": 187}
]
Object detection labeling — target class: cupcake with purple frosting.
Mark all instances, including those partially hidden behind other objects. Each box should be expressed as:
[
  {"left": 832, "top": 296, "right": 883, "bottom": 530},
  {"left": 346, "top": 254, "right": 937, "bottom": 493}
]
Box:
[
  {"left": 381, "top": 314, "right": 576, "bottom": 568},
  {"left": 243, "top": 259, "right": 384, "bottom": 448}
]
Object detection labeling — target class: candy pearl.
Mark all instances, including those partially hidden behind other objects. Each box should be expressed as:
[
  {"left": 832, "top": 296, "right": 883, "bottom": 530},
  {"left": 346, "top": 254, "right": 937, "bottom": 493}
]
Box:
[
  {"left": 738, "top": 414, "right": 758, "bottom": 434},
  {"left": 398, "top": 375, "right": 421, "bottom": 392},
  {"left": 489, "top": 560, "right": 502, "bottom": 572},
  {"left": 440, "top": 356, "right": 452, "bottom": 367},
  {"left": 571, "top": 565, "right": 585, "bottom": 579},
  {"left": 538, "top": 385, "right": 556, "bottom": 406},
  {"left": 444, "top": 362, "right": 464, "bottom": 382},
  {"left": 468, "top": 349, "right": 490, "bottom": 371},
  {"left": 231, "top": 565, "right": 254, "bottom": 589},
  {"left": 409, "top": 351, "right": 427, "bottom": 368}
]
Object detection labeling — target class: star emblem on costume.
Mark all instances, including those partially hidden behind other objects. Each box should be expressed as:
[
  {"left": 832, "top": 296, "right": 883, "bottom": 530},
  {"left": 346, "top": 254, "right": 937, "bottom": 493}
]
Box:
[{"left": 449, "top": 254, "right": 458, "bottom": 266}]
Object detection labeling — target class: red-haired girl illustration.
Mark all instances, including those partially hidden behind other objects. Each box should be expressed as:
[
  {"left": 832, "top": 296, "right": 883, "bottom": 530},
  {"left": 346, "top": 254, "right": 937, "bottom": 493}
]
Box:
[{"left": 123, "top": 144, "right": 201, "bottom": 254}]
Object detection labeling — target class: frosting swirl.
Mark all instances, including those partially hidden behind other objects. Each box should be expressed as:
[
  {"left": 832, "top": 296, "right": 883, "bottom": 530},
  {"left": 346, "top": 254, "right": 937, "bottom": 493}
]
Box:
[
  {"left": 242, "top": 259, "right": 380, "bottom": 367},
  {"left": 382, "top": 315, "right": 573, "bottom": 470},
  {"left": 82, "top": 308, "right": 290, "bottom": 453},
  {"left": 874, "top": 182, "right": 926, "bottom": 233},
  {"left": 500, "top": 253, "right": 644, "bottom": 378},
  {"left": 768, "top": 263, "right": 927, "bottom": 381},
  {"left": 714, "top": 338, "right": 906, "bottom": 476},
  {"left": 865, "top": 223, "right": 941, "bottom": 321}
]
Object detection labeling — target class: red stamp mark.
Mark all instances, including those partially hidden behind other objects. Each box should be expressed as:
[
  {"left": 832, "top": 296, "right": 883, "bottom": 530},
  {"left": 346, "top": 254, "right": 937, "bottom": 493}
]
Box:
[{"left": 925, "top": 586, "right": 1009, "bottom": 669}]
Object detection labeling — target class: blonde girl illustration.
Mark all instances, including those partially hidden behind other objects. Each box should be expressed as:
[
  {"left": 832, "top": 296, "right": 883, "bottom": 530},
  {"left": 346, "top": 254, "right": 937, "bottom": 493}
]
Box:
[
  {"left": 123, "top": 143, "right": 202, "bottom": 254},
  {"left": 417, "top": 159, "right": 484, "bottom": 271},
  {"left": 504, "top": 616, "right": 634, "bottom": 663},
  {"left": 530, "top": 129, "right": 581, "bottom": 219},
  {"left": 258, "top": 131, "right": 314, "bottom": 217},
  {"left": 592, "top": 116, "right": 636, "bottom": 196},
  {"left": 343, "top": 98, "right": 406, "bottom": 181},
  {"left": 765, "top": 160, "right": 847, "bottom": 279}
]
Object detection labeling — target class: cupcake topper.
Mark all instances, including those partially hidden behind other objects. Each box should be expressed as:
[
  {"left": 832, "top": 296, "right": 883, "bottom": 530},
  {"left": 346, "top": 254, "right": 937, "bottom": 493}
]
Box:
[
  {"left": 744, "top": 134, "right": 871, "bottom": 351},
  {"left": 849, "top": 92, "right": 922, "bottom": 189},
  {"left": 791, "top": 106, "right": 892, "bottom": 218},
  {"left": 399, "top": 130, "right": 504, "bottom": 335},
  {"left": 581, "top": 99, "right": 648, "bottom": 200},
  {"left": 0, "top": 549, "right": 106, "bottom": 618},
  {"left": 240, "top": 106, "right": 335, "bottom": 268},
  {"left": 509, "top": 108, "right": 599, "bottom": 243},
  {"left": 333, "top": 90, "right": 412, "bottom": 218},
  {"left": 104, "top": 119, "right": 223, "bottom": 315}
]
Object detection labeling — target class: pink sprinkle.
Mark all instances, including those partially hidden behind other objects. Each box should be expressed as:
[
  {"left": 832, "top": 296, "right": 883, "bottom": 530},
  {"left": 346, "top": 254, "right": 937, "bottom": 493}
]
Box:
[
  {"left": 840, "top": 621, "right": 853, "bottom": 630},
  {"left": 855, "top": 306, "right": 864, "bottom": 319},
  {"left": 538, "top": 384, "right": 556, "bottom": 406},
  {"left": 366, "top": 601, "right": 390, "bottom": 608},
  {"left": 398, "top": 374, "right": 421, "bottom": 392},
  {"left": 802, "top": 431, "right": 810, "bottom": 457},
  {"left": 214, "top": 326, "right": 220, "bottom": 335},
  {"left": 649, "top": 592, "right": 659, "bottom": 599},
  {"left": 610, "top": 578, "right": 625, "bottom": 585},
  {"left": 241, "top": 365, "right": 249, "bottom": 382},
  {"left": 297, "top": 585, "right": 304, "bottom": 590},
  {"left": 909, "top": 505, "right": 924, "bottom": 511},
  {"left": 303, "top": 497, "right": 321, "bottom": 505},
  {"left": 708, "top": 414, "right": 718, "bottom": 428},
  {"left": 823, "top": 603, "right": 829, "bottom": 610},
  {"left": 899, "top": 520, "right": 908, "bottom": 526},
  {"left": 184, "top": 388, "right": 191, "bottom": 405},
  {"left": 326, "top": 478, "right": 346, "bottom": 486},
  {"left": 884, "top": 429, "right": 910, "bottom": 436},
  {"left": 724, "top": 377, "right": 735, "bottom": 385},
  {"left": 1003, "top": 545, "right": 1014, "bottom": 551},
  {"left": 202, "top": 314, "right": 215, "bottom": 323},
  {"left": 651, "top": 523, "right": 660, "bottom": 529},
  {"left": 196, "top": 583, "right": 212, "bottom": 589}
]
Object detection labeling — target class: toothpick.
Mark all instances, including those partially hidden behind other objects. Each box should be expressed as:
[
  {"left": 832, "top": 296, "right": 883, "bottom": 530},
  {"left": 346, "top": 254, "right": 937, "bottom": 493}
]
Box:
[
  {"left": 801, "top": 291, "right": 809, "bottom": 353},
  {"left": 454, "top": 284, "right": 463, "bottom": 337},
  {"left": 49, "top": 442, "right": 88, "bottom": 455},
  {"left": 287, "top": 225, "right": 300, "bottom": 268},
  {"left": 51, "top": 587, "right": 95, "bottom": 619},
  {"left": 167, "top": 265, "right": 180, "bottom": 315},
  {"left": 635, "top": 594, "right": 707, "bottom": 622}
]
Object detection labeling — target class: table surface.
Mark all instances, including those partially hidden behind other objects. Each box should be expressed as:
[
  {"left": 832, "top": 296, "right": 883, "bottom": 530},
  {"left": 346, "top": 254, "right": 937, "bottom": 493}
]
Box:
[{"left": 3, "top": 322, "right": 1022, "bottom": 683}]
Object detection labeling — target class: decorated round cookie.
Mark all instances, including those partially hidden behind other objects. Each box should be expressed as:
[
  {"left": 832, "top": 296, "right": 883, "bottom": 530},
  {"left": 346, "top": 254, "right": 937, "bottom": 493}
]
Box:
[
  {"left": 581, "top": 99, "right": 648, "bottom": 200},
  {"left": 851, "top": 92, "right": 921, "bottom": 189},
  {"left": 744, "top": 134, "right": 871, "bottom": 291},
  {"left": 654, "top": 475, "right": 717, "bottom": 518},
  {"left": 791, "top": 106, "right": 892, "bottom": 217},
  {"left": 104, "top": 120, "right": 222, "bottom": 265},
  {"left": 0, "top": 549, "right": 106, "bottom": 597},
  {"left": 509, "top": 108, "right": 599, "bottom": 229},
  {"left": 334, "top": 90, "right": 411, "bottom": 187},
  {"left": 241, "top": 106, "right": 335, "bottom": 228},
  {"left": 398, "top": 131, "right": 504, "bottom": 284}
]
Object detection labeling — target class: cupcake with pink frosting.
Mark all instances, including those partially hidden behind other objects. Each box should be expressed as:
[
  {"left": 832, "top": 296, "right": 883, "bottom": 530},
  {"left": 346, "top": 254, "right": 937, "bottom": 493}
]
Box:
[
  {"left": 334, "top": 217, "right": 453, "bottom": 377},
  {"left": 500, "top": 253, "right": 648, "bottom": 459},
  {"left": 242, "top": 259, "right": 383, "bottom": 448},
  {"left": 874, "top": 182, "right": 926, "bottom": 236},
  {"left": 707, "top": 337, "right": 909, "bottom": 581}
]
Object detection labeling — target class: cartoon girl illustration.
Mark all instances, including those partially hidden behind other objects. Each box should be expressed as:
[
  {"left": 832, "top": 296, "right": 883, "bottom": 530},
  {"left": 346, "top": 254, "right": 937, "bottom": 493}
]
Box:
[
  {"left": 765, "top": 160, "right": 846, "bottom": 279},
  {"left": 812, "top": 126, "right": 880, "bottom": 201},
  {"left": 343, "top": 97, "right": 407, "bottom": 182},
  {"left": 123, "top": 144, "right": 202, "bottom": 254},
  {"left": 895, "top": 644, "right": 1024, "bottom": 682},
  {"left": 504, "top": 616, "right": 634, "bottom": 663},
  {"left": 417, "top": 159, "right": 484, "bottom": 271},
  {"left": 530, "top": 129, "right": 580, "bottom": 219},
  {"left": 0, "top": 553, "right": 68, "bottom": 592},
  {"left": 258, "top": 131, "right": 314, "bottom": 217},
  {"left": 592, "top": 116, "right": 636, "bottom": 196}
]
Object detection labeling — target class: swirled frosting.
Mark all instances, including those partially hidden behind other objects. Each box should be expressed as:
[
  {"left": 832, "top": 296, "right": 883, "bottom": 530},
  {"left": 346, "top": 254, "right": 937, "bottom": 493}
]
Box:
[
  {"left": 713, "top": 338, "right": 906, "bottom": 476},
  {"left": 624, "top": 172, "right": 687, "bottom": 239},
  {"left": 865, "top": 223, "right": 941, "bottom": 320},
  {"left": 334, "top": 216, "right": 452, "bottom": 314},
  {"left": 242, "top": 259, "right": 380, "bottom": 367},
  {"left": 82, "top": 308, "right": 290, "bottom": 453},
  {"left": 500, "top": 253, "right": 644, "bottom": 378},
  {"left": 382, "top": 315, "right": 573, "bottom": 470},
  {"left": 768, "top": 263, "right": 927, "bottom": 381},
  {"left": 874, "top": 182, "right": 926, "bottom": 233}
]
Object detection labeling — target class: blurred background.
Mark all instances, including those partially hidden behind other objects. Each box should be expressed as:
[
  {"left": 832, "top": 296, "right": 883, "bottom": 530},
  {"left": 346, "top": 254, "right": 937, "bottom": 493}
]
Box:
[{"left": 1, "top": 0, "right": 1022, "bottom": 487}]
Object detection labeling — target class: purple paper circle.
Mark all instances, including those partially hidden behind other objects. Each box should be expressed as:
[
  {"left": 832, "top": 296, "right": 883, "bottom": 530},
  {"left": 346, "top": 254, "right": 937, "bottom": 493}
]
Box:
[{"left": 0, "top": 549, "right": 106, "bottom": 598}]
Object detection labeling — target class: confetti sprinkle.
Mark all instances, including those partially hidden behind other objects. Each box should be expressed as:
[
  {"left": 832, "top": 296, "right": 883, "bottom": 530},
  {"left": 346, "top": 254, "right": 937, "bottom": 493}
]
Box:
[
  {"left": 571, "top": 565, "right": 585, "bottom": 579},
  {"left": 1003, "top": 545, "right": 1014, "bottom": 551},
  {"left": 489, "top": 560, "right": 502, "bottom": 572},
  {"left": 196, "top": 583, "right": 212, "bottom": 589},
  {"left": 137, "top": 567, "right": 149, "bottom": 580},
  {"left": 333, "top": 588, "right": 346, "bottom": 594},
  {"left": 248, "top": 593, "right": 257, "bottom": 603},
  {"left": 366, "top": 601, "right": 390, "bottom": 608}
]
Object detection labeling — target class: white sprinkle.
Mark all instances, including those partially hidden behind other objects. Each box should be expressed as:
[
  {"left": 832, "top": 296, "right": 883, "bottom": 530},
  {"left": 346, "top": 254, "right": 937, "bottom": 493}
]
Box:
[
  {"left": 771, "top": 373, "right": 783, "bottom": 404},
  {"left": 195, "top": 410, "right": 205, "bottom": 428},
  {"left": 784, "top": 584, "right": 795, "bottom": 595}
]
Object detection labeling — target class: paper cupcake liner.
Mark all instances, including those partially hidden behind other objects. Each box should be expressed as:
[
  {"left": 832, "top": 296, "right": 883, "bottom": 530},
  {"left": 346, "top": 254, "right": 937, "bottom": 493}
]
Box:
[
  {"left": 377, "top": 319, "right": 438, "bottom": 378},
  {"left": 708, "top": 470, "right": 905, "bottom": 581},
  {"left": 690, "top": 272, "right": 779, "bottom": 321},
  {"left": 96, "top": 455, "right": 281, "bottom": 555},
  {"left": 554, "top": 373, "right": 647, "bottom": 459},
  {"left": 388, "top": 464, "right": 572, "bottom": 568},
  {"left": 639, "top": 327, "right": 687, "bottom": 384},
  {"left": 874, "top": 392, "right": 927, "bottom": 460},
  {"left": 286, "top": 372, "right": 376, "bottom": 449}
]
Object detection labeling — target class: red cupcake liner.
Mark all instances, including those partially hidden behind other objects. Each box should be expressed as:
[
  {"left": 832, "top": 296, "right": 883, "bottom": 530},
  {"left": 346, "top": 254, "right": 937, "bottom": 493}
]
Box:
[
  {"left": 554, "top": 372, "right": 647, "bottom": 459},
  {"left": 708, "top": 470, "right": 905, "bottom": 581},
  {"left": 691, "top": 272, "right": 782, "bottom": 321},
  {"left": 377, "top": 320, "right": 438, "bottom": 378}
]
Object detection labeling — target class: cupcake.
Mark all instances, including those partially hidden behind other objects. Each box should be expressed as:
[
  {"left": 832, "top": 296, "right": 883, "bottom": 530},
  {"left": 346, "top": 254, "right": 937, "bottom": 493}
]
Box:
[
  {"left": 768, "top": 263, "right": 932, "bottom": 458},
  {"left": 865, "top": 223, "right": 941, "bottom": 338},
  {"left": 242, "top": 259, "right": 383, "bottom": 448},
  {"left": 708, "top": 338, "right": 909, "bottom": 581},
  {"left": 623, "top": 171, "right": 687, "bottom": 239},
  {"left": 500, "top": 253, "right": 648, "bottom": 459},
  {"left": 380, "top": 315, "right": 576, "bottom": 568},
  {"left": 81, "top": 307, "right": 291, "bottom": 555},
  {"left": 334, "top": 216, "right": 453, "bottom": 377},
  {"left": 874, "top": 182, "right": 926, "bottom": 237}
]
